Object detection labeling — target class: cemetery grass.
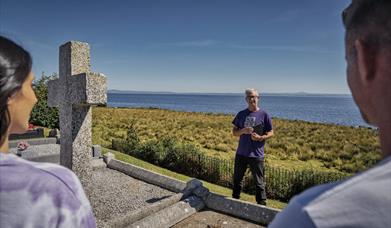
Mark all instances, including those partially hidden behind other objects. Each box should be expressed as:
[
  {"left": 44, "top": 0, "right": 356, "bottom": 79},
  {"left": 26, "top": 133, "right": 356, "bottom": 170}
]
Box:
[
  {"left": 102, "top": 147, "right": 287, "bottom": 210},
  {"left": 93, "top": 107, "right": 381, "bottom": 174}
]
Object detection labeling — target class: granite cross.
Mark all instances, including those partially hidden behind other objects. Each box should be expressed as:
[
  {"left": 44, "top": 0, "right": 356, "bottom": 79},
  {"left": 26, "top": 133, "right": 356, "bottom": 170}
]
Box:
[{"left": 48, "top": 41, "right": 107, "bottom": 190}]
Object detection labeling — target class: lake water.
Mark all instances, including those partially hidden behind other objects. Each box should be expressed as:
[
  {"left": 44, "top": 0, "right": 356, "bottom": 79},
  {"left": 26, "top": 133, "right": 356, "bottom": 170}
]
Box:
[{"left": 108, "top": 93, "right": 369, "bottom": 127}]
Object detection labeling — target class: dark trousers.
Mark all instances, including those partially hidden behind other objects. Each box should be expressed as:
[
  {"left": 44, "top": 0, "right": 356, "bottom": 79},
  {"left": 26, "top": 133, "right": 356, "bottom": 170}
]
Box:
[{"left": 232, "top": 154, "right": 266, "bottom": 204}]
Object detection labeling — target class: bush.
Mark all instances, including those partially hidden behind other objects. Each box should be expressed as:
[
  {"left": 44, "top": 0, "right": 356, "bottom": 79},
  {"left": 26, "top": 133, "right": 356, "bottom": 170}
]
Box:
[
  {"left": 264, "top": 166, "right": 349, "bottom": 201},
  {"left": 161, "top": 137, "right": 181, "bottom": 170},
  {"left": 139, "top": 140, "right": 161, "bottom": 165},
  {"left": 178, "top": 143, "right": 208, "bottom": 177},
  {"left": 125, "top": 120, "right": 140, "bottom": 153},
  {"left": 30, "top": 72, "right": 59, "bottom": 128}
]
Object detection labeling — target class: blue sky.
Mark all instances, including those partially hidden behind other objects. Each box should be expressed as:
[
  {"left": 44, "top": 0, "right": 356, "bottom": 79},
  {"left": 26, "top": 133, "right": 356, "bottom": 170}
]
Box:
[{"left": 0, "top": 0, "right": 351, "bottom": 94}]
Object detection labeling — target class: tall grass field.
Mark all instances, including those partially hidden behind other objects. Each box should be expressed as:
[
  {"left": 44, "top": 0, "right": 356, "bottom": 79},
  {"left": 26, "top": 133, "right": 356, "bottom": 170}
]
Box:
[
  {"left": 92, "top": 107, "right": 380, "bottom": 174},
  {"left": 92, "top": 107, "right": 381, "bottom": 201}
]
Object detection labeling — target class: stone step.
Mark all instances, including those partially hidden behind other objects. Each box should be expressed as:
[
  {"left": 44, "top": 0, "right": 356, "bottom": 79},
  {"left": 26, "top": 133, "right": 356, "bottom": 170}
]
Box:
[
  {"left": 9, "top": 128, "right": 44, "bottom": 140},
  {"left": 92, "top": 158, "right": 106, "bottom": 170},
  {"left": 107, "top": 193, "right": 185, "bottom": 227},
  {"left": 9, "top": 144, "right": 60, "bottom": 164},
  {"left": 9, "top": 137, "right": 58, "bottom": 148},
  {"left": 129, "top": 196, "right": 205, "bottom": 228},
  {"left": 107, "top": 158, "right": 187, "bottom": 193}
]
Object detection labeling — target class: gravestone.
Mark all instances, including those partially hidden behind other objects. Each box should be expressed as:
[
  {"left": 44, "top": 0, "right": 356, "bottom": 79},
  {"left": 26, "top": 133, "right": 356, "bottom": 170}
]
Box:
[
  {"left": 9, "top": 128, "right": 44, "bottom": 140},
  {"left": 48, "top": 41, "right": 107, "bottom": 191}
]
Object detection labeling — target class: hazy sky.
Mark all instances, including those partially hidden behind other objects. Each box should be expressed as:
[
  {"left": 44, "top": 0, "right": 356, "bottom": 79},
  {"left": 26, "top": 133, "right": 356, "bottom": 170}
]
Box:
[{"left": 0, "top": 0, "right": 351, "bottom": 93}]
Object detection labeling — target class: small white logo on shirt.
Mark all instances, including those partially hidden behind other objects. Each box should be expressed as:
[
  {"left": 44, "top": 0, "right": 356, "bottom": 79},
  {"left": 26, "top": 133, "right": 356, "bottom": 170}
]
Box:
[{"left": 244, "top": 116, "right": 256, "bottom": 127}]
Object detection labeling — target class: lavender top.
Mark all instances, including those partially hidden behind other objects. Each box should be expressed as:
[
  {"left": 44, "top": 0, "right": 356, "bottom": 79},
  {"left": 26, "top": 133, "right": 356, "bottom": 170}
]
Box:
[
  {"left": 232, "top": 109, "right": 273, "bottom": 158},
  {"left": 0, "top": 153, "right": 96, "bottom": 228}
]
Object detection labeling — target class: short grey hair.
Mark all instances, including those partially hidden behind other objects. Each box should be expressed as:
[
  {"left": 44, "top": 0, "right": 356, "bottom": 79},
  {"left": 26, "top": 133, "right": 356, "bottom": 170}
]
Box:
[
  {"left": 343, "top": 0, "right": 391, "bottom": 47},
  {"left": 245, "top": 88, "right": 259, "bottom": 96}
]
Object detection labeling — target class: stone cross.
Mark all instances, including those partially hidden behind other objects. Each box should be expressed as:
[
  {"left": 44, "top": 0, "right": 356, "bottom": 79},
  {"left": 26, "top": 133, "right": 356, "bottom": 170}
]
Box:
[{"left": 48, "top": 41, "right": 107, "bottom": 191}]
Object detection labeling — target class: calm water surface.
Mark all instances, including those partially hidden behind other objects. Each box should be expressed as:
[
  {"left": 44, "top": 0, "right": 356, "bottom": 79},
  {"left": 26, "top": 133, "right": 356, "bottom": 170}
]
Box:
[{"left": 108, "top": 93, "right": 369, "bottom": 127}]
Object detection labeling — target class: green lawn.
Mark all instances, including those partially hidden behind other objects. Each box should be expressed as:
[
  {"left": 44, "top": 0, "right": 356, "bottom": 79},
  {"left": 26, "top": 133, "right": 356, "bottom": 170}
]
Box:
[{"left": 102, "top": 147, "right": 287, "bottom": 210}]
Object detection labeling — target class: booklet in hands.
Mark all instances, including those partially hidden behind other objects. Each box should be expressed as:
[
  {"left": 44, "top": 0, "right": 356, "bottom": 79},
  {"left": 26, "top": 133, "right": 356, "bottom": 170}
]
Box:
[{"left": 253, "top": 123, "right": 265, "bottom": 135}]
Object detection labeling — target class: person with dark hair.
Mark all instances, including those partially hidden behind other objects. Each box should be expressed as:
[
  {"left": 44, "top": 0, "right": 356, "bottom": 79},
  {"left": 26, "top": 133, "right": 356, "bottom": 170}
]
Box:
[
  {"left": 269, "top": 1, "right": 391, "bottom": 227},
  {"left": 0, "top": 36, "right": 96, "bottom": 227}
]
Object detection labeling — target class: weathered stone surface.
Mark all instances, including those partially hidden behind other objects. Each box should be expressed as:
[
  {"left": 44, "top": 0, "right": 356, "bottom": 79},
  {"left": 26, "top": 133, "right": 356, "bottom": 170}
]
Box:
[
  {"left": 193, "top": 185, "right": 210, "bottom": 202},
  {"left": 172, "top": 209, "right": 265, "bottom": 228},
  {"left": 9, "top": 128, "right": 44, "bottom": 140},
  {"left": 107, "top": 193, "right": 184, "bottom": 227},
  {"left": 60, "top": 41, "right": 90, "bottom": 78},
  {"left": 185, "top": 178, "right": 203, "bottom": 192},
  {"left": 130, "top": 196, "right": 205, "bottom": 228},
  {"left": 47, "top": 79, "right": 60, "bottom": 107},
  {"left": 9, "top": 144, "right": 60, "bottom": 163},
  {"left": 107, "top": 158, "right": 187, "bottom": 193},
  {"left": 86, "top": 72, "right": 107, "bottom": 104},
  {"left": 47, "top": 40, "right": 107, "bottom": 194},
  {"left": 48, "top": 128, "right": 60, "bottom": 138},
  {"left": 204, "top": 193, "right": 280, "bottom": 226},
  {"left": 48, "top": 73, "right": 106, "bottom": 106},
  {"left": 103, "top": 152, "right": 115, "bottom": 164},
  {"left": 9, "top": 138, "right": 57, "bottom": 148},
  {"left": 91, "top": 158, "right": 106, "bottom": 170},
  {"left": 67, "top": 105, "right": 93, "bottom": 191},
  {"left": 92, "top": 145, "right": 102, "bottom": 158},
  {"left": 89, "top": 167, "right": 174, "bottom": 228},
  {"left": 105, "top": 156, "right": 279, "bottom": 226}
]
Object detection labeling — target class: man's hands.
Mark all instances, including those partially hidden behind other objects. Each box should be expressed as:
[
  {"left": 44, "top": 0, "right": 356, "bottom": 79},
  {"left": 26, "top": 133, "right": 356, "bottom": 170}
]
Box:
[
  {"left": 251, "top": 132, "right": 265, "bottom": 141},
  {"left": 233, "top": 126, "right": 253, "bottom": 136},
  {"left": 241, "top": 127, "right": 254, "bottom": 135},
  {"left": 233, "top": 127, "right": 272, "bottom": 142},
  {"left": 241, "top": 127, "right": 265, "bottom": 141}
]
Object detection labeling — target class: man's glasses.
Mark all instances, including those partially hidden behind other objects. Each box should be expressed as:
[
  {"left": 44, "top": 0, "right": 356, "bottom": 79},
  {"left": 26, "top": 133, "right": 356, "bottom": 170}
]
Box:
[{"left": 246, "top": 95, "right": 259, "bottom": 99}]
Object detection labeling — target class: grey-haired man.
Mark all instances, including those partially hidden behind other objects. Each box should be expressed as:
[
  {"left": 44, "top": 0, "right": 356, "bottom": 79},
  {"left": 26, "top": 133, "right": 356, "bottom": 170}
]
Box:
[{"left": 232, "top": 89, "right": 274, "bottom": 205}]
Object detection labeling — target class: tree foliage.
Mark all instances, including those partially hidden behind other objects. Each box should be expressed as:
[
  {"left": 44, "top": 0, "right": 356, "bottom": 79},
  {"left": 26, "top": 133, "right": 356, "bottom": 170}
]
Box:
[{"left": 30, "top": 72, "right": 59, "bottom": 129}]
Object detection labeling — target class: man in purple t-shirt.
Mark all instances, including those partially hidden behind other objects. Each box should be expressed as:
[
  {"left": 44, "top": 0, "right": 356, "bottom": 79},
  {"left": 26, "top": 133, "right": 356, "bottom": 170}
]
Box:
[{"left": 232, "top": 88, "right": 274, "bottom": 205}]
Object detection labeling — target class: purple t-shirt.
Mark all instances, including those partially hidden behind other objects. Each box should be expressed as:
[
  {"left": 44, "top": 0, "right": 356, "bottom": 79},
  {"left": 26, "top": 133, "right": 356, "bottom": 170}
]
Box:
[
  {"left": 0, "top": 153, "right": 96, "bottom": 228},
  {"left": 232, "top": 108, "right": 273, "bottom": 158}
]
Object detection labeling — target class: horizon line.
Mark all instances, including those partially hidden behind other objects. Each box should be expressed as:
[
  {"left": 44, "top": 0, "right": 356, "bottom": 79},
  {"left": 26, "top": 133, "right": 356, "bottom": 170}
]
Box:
[{"left": 108, "top": 89, "right": 351, "bottom": 96}]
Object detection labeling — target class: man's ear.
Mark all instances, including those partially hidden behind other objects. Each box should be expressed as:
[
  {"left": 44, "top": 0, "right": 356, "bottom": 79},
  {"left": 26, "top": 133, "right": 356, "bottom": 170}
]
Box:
[{"left": 355, "top": 39, "right": 376, "bottom": 83}]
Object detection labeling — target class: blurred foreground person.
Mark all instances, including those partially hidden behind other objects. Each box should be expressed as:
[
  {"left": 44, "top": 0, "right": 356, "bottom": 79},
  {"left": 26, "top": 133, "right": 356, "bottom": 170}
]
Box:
[
  {"left": 0, "top": 36, "right": 96, "bottom": 228},
  {"left": 270, "top": 1, "right": 391, "bottom": 227}
]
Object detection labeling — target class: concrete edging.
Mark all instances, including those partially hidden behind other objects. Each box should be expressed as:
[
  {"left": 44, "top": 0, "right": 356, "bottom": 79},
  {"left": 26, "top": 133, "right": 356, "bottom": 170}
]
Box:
[
  {"left": 9, "top": 137, "right": 57, "bottom": 148},
  {"left": 103, "top": 155, "right": 205, "bottom": 227},
  {"left": 106, "top": 192, "right": 185, "bottom": 227},
  {"left": 105, "top": 155, "right": 187, "bottom": 193},
  {"left": 130, "top": 195, "right": 205, "bottom": 228},
  {"left": 103, "top": 152, "right": 281, "bottom": 226},
  {"left": 204, "top": 190, "right": 279, "bottom": 225},
  {"left": 192, "top": 184, "right": 280, "bottom": 225}
]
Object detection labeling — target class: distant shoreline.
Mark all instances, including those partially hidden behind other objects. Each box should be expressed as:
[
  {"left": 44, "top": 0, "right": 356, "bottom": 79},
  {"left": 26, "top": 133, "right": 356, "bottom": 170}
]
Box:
[{"left": 108, "top": 90, "right": 351, "bottom": 97}]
